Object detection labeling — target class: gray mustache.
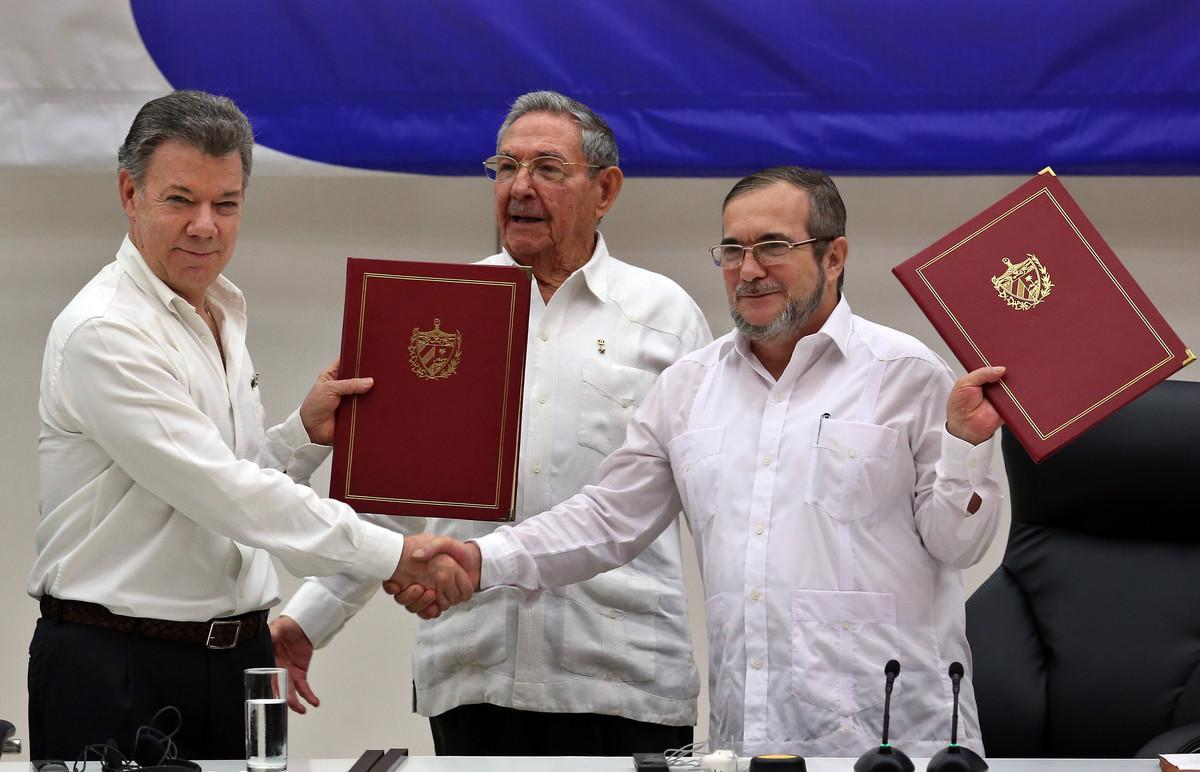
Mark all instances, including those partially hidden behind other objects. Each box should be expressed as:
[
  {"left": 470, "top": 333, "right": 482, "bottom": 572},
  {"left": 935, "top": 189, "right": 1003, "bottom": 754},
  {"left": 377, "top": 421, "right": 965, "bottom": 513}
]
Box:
[{"left": 736, "top": 281, "right": 784, "bottom": 297}]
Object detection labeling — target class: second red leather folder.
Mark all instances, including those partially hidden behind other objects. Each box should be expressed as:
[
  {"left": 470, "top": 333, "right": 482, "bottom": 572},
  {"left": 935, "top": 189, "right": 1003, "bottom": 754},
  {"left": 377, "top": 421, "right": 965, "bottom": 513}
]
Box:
[{"left": 893, "top": 172, "right": 1192, "bottom": 462}]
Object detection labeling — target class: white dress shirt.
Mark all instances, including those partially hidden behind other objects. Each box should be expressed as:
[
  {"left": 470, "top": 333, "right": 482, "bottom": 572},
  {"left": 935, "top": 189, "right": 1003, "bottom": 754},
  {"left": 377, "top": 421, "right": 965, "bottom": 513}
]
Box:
[
  {"left": 29, "top": 237, "right": 406, "bottom": 622},
  {"left": 476, "top": 297, "right": 1002, "bottom": 758},
  {"left": 284, "top": 235, "right": 711, "bottom": 725}
]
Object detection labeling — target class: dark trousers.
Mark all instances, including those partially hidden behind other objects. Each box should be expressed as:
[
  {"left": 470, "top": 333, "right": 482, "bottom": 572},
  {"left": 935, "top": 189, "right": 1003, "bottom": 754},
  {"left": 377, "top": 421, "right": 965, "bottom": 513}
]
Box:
[
  {"left": 27, "top": 616, "right": 273, "bottom": 762},
  {"left": 429, "top": 702, "right": 694, "bottom": 756}
]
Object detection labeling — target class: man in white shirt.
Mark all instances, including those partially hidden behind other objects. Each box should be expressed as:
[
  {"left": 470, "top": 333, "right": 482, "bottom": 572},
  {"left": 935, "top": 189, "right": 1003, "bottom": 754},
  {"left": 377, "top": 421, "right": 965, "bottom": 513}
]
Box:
[
  {"left": 272, "top": 91, "right": 711, "bottom": 756},
  {"left": 405, "top": 166, "right": 1008, "bottom": 758},
  {"left": 28, "top": 90, "right": 467, "bottom": 763}
]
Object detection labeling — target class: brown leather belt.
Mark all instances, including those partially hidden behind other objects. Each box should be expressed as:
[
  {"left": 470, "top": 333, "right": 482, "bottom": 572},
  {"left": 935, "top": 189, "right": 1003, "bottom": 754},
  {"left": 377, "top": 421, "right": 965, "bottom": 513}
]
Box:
[{"left": 40, "top": 595, "right": 267, "bottom": 650}]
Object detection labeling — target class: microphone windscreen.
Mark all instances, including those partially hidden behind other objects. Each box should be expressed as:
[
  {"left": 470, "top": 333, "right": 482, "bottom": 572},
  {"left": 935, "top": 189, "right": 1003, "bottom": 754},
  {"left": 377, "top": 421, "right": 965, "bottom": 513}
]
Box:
[
  {"left": 948, "top": 661, "right": 965, "bottom": 679},
  {"left": 885, "top": 659, "right": 901, "bottom": 677}
]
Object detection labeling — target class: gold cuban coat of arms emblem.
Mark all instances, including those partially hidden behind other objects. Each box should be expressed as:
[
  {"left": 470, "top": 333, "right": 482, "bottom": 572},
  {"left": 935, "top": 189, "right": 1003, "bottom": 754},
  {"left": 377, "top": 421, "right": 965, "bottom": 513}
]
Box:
[
  {"left": 409, "top": 318, "right": 462, "bottom": 380},
  {"left": 991, "top": 253, "right": 1054, "bottom": 311}
]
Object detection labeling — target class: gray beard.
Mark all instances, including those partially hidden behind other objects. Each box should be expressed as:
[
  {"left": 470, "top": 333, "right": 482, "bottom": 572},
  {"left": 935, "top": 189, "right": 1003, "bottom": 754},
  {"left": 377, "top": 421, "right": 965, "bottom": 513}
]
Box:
[{"left": 731, "top": 271, "right": 826, "bottom": 342}]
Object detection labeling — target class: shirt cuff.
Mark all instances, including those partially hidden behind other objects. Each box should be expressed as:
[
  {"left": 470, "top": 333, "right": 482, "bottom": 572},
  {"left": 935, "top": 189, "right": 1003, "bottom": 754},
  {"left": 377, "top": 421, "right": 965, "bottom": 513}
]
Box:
[
  {"left": 353, "top": 525, "right": 406, "bottom": 581},
  {"left": 279, "top": 409, "right": 333, "bottom": 475},
  {"left": 280, "top": 580, "right": 350, "bottom": 649},
  {"left": 938, "top": 428, "right": 996, "bottom": 488},
  {"left": 474, "top": 529, "right": 532, "bottom": 592}
]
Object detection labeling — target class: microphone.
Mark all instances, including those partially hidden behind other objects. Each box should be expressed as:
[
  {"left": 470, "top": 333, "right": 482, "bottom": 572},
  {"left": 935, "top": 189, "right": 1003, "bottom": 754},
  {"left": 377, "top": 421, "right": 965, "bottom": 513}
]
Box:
[
  {"left": 854, "top": 659, "right": 914, "bottom": 772},
  {"left": 927, "top": 662, "right": 988, "bottom": 772}
]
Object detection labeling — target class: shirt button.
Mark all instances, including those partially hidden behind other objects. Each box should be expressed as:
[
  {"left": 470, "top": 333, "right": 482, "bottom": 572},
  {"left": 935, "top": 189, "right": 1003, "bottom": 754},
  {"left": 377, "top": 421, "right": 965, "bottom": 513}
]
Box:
[
  {"left": 847, "top": 449, "right": 857, "bottom": 459},
  {"left": 540, "top": 332, "right": 549, "bottom": 342},
  {"left": 608, "top": 609, "right": 620, "bottom": 619},
  {"left": 762, "top": 456, "right": 772, "bottom": 467},
  {"left": 532, "top": 464, "right": 541, "bottom": 474},
  {"left": 773, "top": 393, "right": 784, "bottom": 402},
  {"left": 754, "top": 524, "right": 764, "bottom": 535},
  {"left": 750, "top": 590, "right": 761, "bottom": 601},
  {"left": 751, "top": 659, "right": 763, "bottom": 670},
  {"left": 968, "top": 458, "right": 978, "bottom": 468},
  {"left": 683, "top": 463, "right": 693, "bottom": 472},
  {"left": 841, "top": 622, "right": 851, "bottom": 631},
  {"left": 537, "top": 397, "right": 546, "bottom": 405}
]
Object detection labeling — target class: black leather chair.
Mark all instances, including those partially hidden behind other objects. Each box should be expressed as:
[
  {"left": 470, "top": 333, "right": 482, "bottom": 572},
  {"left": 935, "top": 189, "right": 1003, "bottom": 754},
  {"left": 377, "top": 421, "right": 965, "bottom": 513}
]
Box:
[
  {"left": 0, "top": 718, "right": 18, "bottom": 755},
  {"left": 966, "top": 378, "right": 1200, "bottom": 759}
]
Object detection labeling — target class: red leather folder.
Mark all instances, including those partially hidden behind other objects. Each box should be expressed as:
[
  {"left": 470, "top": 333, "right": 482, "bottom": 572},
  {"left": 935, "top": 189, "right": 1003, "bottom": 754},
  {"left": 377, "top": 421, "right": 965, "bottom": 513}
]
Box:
[
  {"left": 893, "top": 171, "right": 1193, "bottom": 462},
  {"left": 330, "top": 258, "right": 530, "bottom": 519}
]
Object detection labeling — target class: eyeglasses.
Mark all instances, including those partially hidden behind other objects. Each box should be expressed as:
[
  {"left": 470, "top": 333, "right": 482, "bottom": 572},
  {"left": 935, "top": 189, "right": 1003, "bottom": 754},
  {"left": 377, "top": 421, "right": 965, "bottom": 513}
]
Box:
[
  {"left": 709, "top": 237, "right": 834, "bottom": 268},
  {"left": 483, "top": 155, "right": 604, "bottom": 183}
]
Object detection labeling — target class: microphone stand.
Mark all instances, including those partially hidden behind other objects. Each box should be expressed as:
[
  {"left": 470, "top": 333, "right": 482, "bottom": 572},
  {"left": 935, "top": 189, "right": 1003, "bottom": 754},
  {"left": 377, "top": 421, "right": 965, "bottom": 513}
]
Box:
[
  {"left": 927, "top": 663, "right": 988, "bottom": 772},
  {"left": 854, "top": 660, "right": 914, "bottom": 772}
]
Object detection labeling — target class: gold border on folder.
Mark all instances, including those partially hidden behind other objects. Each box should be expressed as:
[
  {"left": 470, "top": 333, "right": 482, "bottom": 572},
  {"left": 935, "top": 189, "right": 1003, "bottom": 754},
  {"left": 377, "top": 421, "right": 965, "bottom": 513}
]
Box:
[
  {"left": 915, "top": 186, "right": 1177, "bottom": 442},
  {"left": 341, "top": 272, "right": 520, "bottom": 515}
]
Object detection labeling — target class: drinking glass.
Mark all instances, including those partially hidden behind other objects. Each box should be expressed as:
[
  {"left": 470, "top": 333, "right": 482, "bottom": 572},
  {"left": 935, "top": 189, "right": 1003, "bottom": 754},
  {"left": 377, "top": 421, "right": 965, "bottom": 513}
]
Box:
[{"left": 244, "top": 667, "right": 288, "bottom": 770}]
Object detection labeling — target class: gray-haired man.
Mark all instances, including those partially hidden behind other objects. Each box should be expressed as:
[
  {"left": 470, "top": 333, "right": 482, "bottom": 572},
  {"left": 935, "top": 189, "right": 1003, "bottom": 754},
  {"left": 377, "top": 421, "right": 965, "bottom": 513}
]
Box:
[
  {"left": 28, "top": 90, "right": 466, "bottom": 762},
  {"left": 274, "top": 91, "right": 710, "bottom": 756}
]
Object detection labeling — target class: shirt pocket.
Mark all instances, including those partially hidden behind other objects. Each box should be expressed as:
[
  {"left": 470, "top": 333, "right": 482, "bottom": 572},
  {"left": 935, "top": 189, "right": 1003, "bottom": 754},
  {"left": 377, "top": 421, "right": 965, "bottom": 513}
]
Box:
[
  {"left": 790, "top": 589, "right": 901, "bottom": 717},
  {"left": 806, "top": 419, "right": 899, "bottom": 522},
  {"left": 577, "top": 359, "right": 659, "bottom": 456},
  {"left": 429, "top": 594, "right": 510, "bottom": 672},
  {"left": 666, "top": 426, "right": 724, "bottom": 534},
  {"left": 560, "top": 574, "right": 659, "bottom": 683}
]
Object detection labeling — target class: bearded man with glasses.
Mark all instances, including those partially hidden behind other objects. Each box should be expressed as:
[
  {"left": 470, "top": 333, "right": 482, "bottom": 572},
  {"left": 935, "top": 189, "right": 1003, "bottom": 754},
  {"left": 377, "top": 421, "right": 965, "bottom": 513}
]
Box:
[
  {"left": 403, "top": 166, "right": 1010, "bottom": 758},
  {"left": 273, "top": 91, "right": 710, "bottom": 756}
]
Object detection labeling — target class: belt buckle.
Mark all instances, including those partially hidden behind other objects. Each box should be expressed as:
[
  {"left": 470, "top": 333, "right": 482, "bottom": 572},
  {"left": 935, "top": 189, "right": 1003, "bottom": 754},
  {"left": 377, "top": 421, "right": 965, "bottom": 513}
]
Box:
[{"left": 206, "top": 619, "right": 241, "bottom": 650}]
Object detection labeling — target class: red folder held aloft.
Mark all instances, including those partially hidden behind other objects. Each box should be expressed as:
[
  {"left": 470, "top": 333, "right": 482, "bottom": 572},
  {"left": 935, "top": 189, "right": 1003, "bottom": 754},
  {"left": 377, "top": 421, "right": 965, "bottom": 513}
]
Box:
[{"left": 894, "top": 171, "right": 1193, "bottom": 462}]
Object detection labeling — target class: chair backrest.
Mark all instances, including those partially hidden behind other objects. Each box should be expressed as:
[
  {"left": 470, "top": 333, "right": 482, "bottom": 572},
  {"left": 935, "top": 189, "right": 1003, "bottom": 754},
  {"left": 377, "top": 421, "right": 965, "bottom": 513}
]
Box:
[
  {"left": 0, "top": 718, "right": 18, "bottom": 755},
  {"left": 966, "top": 378, "right": 1200, "bottom": 758}
]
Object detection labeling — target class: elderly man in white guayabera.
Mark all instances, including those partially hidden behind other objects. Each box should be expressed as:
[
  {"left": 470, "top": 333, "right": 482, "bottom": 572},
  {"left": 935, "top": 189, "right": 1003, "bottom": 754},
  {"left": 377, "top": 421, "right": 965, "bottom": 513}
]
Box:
[{"left": 274, "top": 91, "right": 710, "bottom": 757}]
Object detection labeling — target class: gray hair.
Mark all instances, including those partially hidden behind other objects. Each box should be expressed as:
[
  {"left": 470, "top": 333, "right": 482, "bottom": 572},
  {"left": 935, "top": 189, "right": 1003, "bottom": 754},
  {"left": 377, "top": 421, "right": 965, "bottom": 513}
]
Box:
[
  {"left": 496, "top": 90, "right": 620, "bottom": 169},
  {"left": 118, "top": 90, "right": 255, "bottom": 190},
  {"left": 723, "top": 166, "right": 847, "bottom": 291}
]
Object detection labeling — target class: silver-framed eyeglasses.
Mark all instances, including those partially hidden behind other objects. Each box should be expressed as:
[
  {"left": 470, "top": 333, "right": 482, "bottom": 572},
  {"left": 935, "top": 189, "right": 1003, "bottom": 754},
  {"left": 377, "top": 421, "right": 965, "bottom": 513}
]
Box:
[
  {"left": 483, "top": 155, "right": 604, "bottom": 183},
  {"left": 709, "top": 237, "right": 832, "bottom": 268}
]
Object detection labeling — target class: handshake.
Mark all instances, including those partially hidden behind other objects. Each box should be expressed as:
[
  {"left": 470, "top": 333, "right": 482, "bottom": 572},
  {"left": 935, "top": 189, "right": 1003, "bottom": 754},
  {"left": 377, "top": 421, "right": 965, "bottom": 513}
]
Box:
[{"left": 381, "top": 533, "right": 483, "bottom": 619}]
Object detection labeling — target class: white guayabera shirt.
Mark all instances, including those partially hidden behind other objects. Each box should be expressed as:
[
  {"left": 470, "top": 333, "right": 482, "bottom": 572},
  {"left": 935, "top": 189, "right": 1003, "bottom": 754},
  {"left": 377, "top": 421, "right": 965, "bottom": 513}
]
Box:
[
  {"left": 31, "top": 237, "right": 407, "bottom": 621},
  {"left": 286, "top": 234, "right": 712, "bottom": 726},
  {"left": 477, "top": 297, "right": 1003, "bottom": 758}
]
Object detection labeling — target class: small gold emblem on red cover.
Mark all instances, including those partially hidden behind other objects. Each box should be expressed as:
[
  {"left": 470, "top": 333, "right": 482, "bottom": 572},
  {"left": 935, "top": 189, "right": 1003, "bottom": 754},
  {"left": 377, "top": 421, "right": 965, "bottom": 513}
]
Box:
[
  {"left": 991, "top": 253, "right": 1054, "bottom": 311},
  {"left": 409, "top": 318, "right": 462, "bottom": 380}
]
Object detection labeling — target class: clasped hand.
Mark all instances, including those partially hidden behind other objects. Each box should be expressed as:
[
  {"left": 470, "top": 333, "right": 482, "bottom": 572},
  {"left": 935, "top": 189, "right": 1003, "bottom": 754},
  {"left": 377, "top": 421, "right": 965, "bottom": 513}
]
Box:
[{"left": 382, "top": 533, "right": 482, "bottom": 619}]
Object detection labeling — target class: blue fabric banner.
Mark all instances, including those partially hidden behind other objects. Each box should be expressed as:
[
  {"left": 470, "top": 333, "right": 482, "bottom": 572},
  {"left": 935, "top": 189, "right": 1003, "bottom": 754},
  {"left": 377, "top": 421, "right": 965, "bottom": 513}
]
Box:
[{"left": 131, "top": 1, "right": 1200, "bottom": 176}]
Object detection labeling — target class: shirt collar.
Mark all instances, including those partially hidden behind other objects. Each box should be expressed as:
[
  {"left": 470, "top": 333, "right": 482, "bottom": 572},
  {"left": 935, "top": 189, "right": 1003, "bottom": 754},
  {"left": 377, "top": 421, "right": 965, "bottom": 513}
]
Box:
[
  {"left": 499, "top": 232, "right": 609, "bottom": 303},
  {"left": 576, "top": 233, "right": 611, "bottom": 302},
  {"left": 114, "top": 235, "right": 246, "bottom": 318}
]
